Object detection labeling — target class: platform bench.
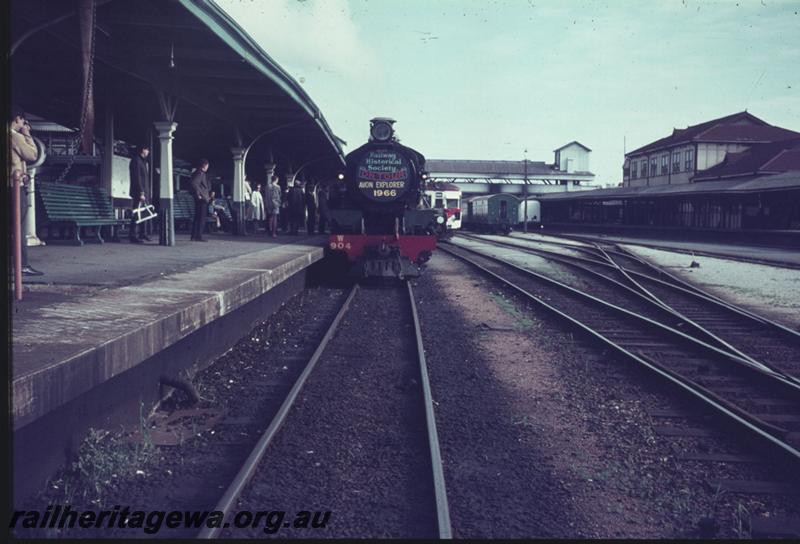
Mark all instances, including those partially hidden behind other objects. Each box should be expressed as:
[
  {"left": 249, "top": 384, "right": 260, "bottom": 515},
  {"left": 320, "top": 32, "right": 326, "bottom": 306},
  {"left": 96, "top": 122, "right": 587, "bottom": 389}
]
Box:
[
  {"left": 174, "top": 191, "right": 234, "bottom": 232},
  {"left": 36, "top": 182, "right": 126, "bottom": 245}
]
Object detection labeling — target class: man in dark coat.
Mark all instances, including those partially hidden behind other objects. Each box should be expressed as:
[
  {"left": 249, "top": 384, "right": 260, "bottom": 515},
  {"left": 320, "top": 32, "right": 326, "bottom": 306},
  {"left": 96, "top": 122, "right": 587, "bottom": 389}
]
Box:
[
  {"left": 279, "top": 185, "right": 290, "bottom": 233},
  {"left": 128, "top": 144, "right": 151, "bottom": 243},
  {"left": 288, "top": 181, "right": 305, "bottom": 235},
  {"left": 190, "top": 159, "right": 211, "bottom": 241},
  {"left": 305, "top": 183, "right": 317, "bottom": 234},
  {"left": 317, "top": 185, "right": 329, "bottom": 234}
]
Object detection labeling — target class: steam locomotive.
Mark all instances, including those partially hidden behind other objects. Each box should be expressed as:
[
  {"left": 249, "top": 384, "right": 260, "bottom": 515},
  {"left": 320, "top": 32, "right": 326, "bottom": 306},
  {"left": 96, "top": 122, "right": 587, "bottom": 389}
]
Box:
[{"left": 327, "top": 118, "right": 439, "bottom": 279}]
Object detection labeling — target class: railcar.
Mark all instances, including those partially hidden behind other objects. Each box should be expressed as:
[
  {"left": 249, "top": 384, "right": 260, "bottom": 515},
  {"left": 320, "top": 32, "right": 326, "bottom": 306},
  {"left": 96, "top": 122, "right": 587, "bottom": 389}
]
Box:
[
  {"left": 519, "top": 198, "right": 542, "bottom": 229},
  {"left": 327, "top": 118, "right": 438, "bottom": 279},
  {"left": 461, "top": 194, "right": 520, "bottom": 234},
  {"left": 423, "top": 182, "right": 462, "bottom": 238}
]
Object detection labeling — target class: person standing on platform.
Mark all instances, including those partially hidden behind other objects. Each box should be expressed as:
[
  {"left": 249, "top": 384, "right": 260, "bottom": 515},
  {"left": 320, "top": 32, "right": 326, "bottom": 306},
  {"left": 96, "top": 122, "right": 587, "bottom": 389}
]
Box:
[
  {"left": 243, "top": 177, "right": 254, "bottom": 233},
  {"left": 317, "top": 185, "right": 329, "bottom": 234},
  {"left": 305, "top": 183, "right": 317, "bottom": 235},
  {"left": 265, "top": 175, "right": 281, "bottom": 238},
  {"left": 251, "top": 182, "right": 265, "bottom": 233},
  {"left": 9, "top": 105, "right": 43, "bottom": 276},
  {"left": 128, "top": 144, "right": 151, "bottom": 243},
  {"left": 279, "top": 184, "right": 290, "bottom": 233},
  {"left": 288, "top": 181, "right": 305, "bottom": 235},
  {"left": 190, "top": 159, "right": 211, "bottom": 241}
]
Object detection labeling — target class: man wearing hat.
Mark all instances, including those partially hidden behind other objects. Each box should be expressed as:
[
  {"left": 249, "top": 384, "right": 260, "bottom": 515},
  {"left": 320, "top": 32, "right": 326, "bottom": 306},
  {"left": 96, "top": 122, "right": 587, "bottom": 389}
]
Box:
[
  {"left": 128, "top": 143, "right": 151, "bottom": 243},
  {"left": 9, "top": 105, "right": 43, "bottom": 276}
]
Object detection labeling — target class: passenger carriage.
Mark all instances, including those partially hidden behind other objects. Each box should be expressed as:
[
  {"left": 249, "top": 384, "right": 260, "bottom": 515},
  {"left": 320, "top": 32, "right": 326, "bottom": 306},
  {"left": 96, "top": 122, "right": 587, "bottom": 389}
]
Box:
[{"left": 462, "top": 194, "right": 520, "bottom": 235}]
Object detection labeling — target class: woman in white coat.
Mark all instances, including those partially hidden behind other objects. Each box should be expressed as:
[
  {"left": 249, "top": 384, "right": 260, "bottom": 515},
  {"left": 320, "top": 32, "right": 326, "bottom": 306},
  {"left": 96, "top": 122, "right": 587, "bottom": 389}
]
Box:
[{"left": 251, "top": 183, "right": 266, "bottom": 233}]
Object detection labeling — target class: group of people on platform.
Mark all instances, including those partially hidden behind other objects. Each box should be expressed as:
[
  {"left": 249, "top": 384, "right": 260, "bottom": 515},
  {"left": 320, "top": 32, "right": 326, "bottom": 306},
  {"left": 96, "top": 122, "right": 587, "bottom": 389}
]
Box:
[
  {"left": 129, "top": 152, "right": 333, "bottom": 243},
  {"left": 183, "top": 160, "right": 331, "bottom": 241},
  {"left": 242, "top": 175, "right": 331, "bottom": 238}
]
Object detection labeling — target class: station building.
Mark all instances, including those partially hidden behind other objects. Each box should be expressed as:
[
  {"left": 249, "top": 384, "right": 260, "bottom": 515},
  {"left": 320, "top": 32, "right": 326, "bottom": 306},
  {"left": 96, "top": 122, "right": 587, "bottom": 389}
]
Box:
[
  {"left": 623, "top": 111, "right": 800, "bottom": 187},
  {"left": 540, "top": 112, "right": 800, "bottom": 234}
]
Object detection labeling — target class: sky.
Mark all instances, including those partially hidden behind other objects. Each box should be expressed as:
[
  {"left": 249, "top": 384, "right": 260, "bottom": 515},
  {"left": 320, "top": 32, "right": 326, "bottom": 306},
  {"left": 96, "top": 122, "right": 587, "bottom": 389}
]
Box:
[{"left": 217, "top": 0, "right": 800, "bottom": 186}]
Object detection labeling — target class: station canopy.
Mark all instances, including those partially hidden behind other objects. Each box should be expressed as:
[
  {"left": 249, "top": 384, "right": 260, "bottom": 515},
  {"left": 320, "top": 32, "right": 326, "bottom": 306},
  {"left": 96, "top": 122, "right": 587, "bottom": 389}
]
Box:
[
  {"left": 11, "top": 0, "right": 345, "bottom": 178},
  {"left": 538, "top": 170, "right": 800, "bottom": 201}
]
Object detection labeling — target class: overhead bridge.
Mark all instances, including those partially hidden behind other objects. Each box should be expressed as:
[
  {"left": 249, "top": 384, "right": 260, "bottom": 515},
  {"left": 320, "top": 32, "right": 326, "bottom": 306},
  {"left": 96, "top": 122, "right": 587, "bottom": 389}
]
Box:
[{"left": 426, "top": 142, "right": 596, "bottom": 196}]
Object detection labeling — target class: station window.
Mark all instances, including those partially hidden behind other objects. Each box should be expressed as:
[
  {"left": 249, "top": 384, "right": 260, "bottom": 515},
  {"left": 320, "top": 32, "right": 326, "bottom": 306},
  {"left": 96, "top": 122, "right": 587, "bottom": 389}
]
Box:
[
  {"left": 661, "top": 155, "right": 668, "bottom": 175},
  {"left": 650, "top": 158, "right": 657, "bottom": 177},
  {"left": 685, "top": 149, "right": 694, "bottom": 171},
  {"left": 672, "top": 152, "right": 681, "bottom": 173},
  {"left": 630, "top": 162, "right": 637, "bottom": 179},
  {"left": 642, "top": 160, "right": 648, "bottom": 177}
]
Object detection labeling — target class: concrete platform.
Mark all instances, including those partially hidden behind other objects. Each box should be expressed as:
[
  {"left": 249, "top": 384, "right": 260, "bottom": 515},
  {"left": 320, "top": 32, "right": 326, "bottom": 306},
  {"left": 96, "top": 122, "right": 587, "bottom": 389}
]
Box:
[{"left": 12, "top": 232, "right": 326, "bottom": 431}]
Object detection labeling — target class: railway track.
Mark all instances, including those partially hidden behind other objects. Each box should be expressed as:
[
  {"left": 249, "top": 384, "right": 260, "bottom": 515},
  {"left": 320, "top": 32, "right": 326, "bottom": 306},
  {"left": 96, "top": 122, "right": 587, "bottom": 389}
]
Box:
[
  {"left": 525, "top": 231, "right": 800, "bottom": 270},
  {"left": 443, "top": 239, "right": 800, "bottom": 534},
  {"left": 440, "top": 241, "right": 800, "bottom": 466},
  {"left": 199, "top": 283, "right": 451, "bottom": 539},
  {"left": 459, "top": 232, "right": 800, "bottom": 384}
]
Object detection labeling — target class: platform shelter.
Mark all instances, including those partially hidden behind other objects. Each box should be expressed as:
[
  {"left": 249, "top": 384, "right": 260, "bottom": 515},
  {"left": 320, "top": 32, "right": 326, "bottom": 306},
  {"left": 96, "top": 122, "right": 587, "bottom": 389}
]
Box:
[{"left": 11, "top": 0, "right": 345, "bottom": 245}]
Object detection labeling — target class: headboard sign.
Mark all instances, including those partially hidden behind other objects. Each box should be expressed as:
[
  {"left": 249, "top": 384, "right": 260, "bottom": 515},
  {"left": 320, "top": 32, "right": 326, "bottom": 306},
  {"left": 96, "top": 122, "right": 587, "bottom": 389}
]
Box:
[{"left": 355, "top": 148, "right": 411, "bottom": 202}]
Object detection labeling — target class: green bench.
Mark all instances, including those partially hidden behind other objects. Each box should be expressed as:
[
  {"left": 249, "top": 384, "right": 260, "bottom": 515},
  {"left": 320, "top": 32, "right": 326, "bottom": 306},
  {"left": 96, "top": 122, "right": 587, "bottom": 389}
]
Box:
[
  {"left": 173, "top": 191, "right": 195, "bottom": 231},
  {"left": 174, "top": 191, "right": 234, "bottom": 232},
  {"left": 36, "top": 182, "right": 127, "bottom": 245}
]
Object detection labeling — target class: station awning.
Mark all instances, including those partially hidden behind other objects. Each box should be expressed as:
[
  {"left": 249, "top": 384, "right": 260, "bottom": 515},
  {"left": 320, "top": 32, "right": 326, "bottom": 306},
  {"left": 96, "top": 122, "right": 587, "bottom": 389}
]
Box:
[
  {"left": 11, "top": 0, "right": 345, "bottom": 178},
  {"left": 538, "top": 171, "right": 800, "bottom": 201}
]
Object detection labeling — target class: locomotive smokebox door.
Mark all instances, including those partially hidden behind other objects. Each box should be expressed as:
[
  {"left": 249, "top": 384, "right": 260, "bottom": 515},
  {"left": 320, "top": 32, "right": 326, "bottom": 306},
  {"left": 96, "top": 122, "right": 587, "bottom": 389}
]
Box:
[{"left": 369, "top": 117, "right": 396, "bottom": 142}]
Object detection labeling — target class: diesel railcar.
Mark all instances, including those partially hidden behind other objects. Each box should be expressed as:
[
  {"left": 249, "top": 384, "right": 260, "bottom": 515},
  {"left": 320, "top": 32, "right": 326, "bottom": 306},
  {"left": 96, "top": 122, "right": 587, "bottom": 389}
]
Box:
[
  {"left": 461, "top": 194, "right": 520, "bottom": 234},
  {"left": 327, "top": 118, "right": 439, "bottom": 279},
  {"left": 520, "top": 198, "right": 542, "bottom": 229},
  {"left": 423, "top": 182, "right": 462, "bottom": 238}
]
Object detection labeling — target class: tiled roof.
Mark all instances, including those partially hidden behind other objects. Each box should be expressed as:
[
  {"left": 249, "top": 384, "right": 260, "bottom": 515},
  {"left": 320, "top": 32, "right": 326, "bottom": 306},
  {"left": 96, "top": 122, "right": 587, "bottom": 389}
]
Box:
[
  {"left": 627, "top": 111, "right": 800, "bottom": 156},
  {"left": 693, "top": 138, "right": 800, "bottom": 180},
  {"left": 697, "top": 123, "right": 800, "bottom": 143}
]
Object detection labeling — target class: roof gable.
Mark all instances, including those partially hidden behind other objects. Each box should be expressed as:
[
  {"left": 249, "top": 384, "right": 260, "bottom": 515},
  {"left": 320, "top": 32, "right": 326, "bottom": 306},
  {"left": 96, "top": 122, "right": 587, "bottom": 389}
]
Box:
[
  {"left": 693, "top": 138, "right": 800, "bottom": 180},
  {"left": 554, "top": 141, "right": 592, "bottom": 152},
  {"left": 625, "top": 111, "right": 798, "bottom": 156}
]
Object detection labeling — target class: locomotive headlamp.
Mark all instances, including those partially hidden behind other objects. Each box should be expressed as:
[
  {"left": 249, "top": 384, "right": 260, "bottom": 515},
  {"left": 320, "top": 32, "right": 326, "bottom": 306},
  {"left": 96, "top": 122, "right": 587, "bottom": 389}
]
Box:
[
  {"left": 337, "top": 173, "right": 345, "bottom": 180},
  {"left": 436, "top": 215, "right": 445, "bottom": 224},
  {"left": 369, "top": 117, "right": 395, "bottom": 142},
  {"left": 421, "top": 172, "right": 428, "bottom": 180}
]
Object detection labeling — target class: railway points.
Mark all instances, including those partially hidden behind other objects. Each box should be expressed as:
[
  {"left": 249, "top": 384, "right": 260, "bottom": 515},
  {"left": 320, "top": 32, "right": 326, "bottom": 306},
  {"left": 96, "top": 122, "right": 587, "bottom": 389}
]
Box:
[{"left": 526, "top": 230, "right": 800, "bottom": 269}]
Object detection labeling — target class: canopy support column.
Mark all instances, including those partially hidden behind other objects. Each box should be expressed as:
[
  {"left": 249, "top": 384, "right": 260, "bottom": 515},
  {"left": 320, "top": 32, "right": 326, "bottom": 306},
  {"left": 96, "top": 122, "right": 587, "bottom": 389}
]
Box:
[
  {"left": 264, "top": 162, "right": 276, "bottom": 183},
  {"left": 155, "top": 121, "right": 177, "bottom": 246},
  {"left": 24, "top": 168, "right": 41, "bottom": 247},
  {"left": 231, "top": 147, "right": 246, "bottom": 235},
  {"left": 101, "top": 103, "right": 114, "bottom": 197}
]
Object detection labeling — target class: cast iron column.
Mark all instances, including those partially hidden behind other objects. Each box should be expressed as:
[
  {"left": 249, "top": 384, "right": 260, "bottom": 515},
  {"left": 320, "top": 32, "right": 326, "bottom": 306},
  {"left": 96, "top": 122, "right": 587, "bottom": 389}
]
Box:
[
  {"left": 154, "top": 121, "right": 177, "bottom": 246},
  {"left": 231, "top": 147, "right": 246, "bottom": 235}
]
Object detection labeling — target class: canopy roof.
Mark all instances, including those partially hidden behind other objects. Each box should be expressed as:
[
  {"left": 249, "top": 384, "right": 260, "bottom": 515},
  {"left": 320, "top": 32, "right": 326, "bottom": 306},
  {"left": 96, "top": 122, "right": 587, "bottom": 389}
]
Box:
[
  {"left": 538, "top": 171, "right": 800, "bottom": 201},
  {"left": 11, "top": 0, "right": 345, "bottom": 179}
]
